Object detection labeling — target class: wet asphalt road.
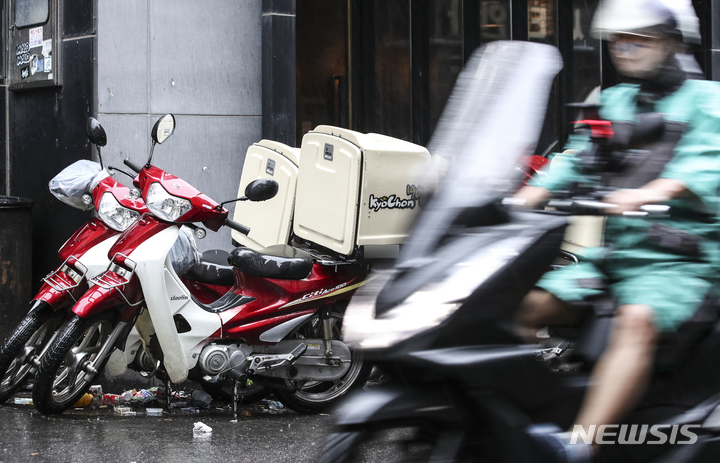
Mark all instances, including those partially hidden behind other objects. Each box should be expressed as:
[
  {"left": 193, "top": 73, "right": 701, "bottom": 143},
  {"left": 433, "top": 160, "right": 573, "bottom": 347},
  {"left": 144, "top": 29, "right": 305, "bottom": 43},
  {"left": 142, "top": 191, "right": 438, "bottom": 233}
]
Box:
[{"left": 0, "top": 402, "right": 333, "bottom": 463}]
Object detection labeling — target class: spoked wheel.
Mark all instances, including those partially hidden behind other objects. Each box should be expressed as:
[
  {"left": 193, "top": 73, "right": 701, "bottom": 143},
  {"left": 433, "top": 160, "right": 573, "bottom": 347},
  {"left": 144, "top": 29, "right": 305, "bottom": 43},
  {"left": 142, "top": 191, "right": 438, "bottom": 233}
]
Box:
[
  {"left": 33, "top": 311, "right": 119, "bottom": 415},
  {"left": 198, "top": 377, "right": 268, "bottom": 404},
  {"left": 320, "top": 424, "right": 479, "bottom": 463},
  {"left": 274, "top": 311, "right": 371, "bottom": 414},
  {"left": 0, "top": 303, "right": 63, "bottom": 403}
]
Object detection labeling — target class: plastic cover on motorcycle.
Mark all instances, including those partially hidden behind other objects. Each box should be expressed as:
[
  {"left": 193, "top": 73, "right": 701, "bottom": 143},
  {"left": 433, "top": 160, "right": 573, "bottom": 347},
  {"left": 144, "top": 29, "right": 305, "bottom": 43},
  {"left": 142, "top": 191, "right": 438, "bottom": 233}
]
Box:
[
  {"left": 48, "top": 160, "right": 109, "bottom": 211},
  {"left": 170, "top": 226, "right": 202, "bottom": 276}
]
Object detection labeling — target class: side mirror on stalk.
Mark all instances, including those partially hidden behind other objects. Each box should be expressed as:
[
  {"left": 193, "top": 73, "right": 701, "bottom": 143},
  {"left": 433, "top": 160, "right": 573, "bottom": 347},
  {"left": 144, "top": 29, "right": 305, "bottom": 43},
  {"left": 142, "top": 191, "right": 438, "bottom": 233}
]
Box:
[
  {"left": 151, "top": 114, "right": 176, "bottom": 145},
  {"left": 217, "top": 179, "right": 279, "bottom": 211},
  {"left": 86, "top": 117, "right": 107, "bottom": 147},
  {"left": 244, "top": 179, "right": 279, "bottom": 202},
  {"left": 147, "top": 113, "right": 176, "bottom": 167},
  {"left": 86, "top": 117, "right": 107, "bottom": 169}
]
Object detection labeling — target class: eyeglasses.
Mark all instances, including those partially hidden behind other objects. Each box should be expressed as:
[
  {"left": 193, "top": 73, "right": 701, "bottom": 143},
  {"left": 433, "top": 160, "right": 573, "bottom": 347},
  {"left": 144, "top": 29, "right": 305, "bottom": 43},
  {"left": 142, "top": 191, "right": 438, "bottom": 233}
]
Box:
[{"left": 608, "top": 34, "right": 659, "bottom": 55}]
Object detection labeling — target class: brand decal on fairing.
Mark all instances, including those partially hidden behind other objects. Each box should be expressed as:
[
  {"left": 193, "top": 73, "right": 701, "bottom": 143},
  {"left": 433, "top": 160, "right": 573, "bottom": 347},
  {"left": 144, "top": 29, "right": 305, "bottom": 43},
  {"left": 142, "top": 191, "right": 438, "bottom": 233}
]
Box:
[
  {"left": 170, "top": 295, "right": 189, "bottom": 301},
  {"left": 300, "top": 282, "right": 348, "bottom": 301},
  {"left": 279, "top": 273, "right": 381, "bottom": 309}
]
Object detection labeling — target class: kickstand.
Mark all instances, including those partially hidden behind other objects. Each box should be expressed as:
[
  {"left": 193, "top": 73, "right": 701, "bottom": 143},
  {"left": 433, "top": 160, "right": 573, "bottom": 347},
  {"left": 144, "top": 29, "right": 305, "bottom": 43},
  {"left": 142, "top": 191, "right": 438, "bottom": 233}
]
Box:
[
  {"left": 232, "top": 378, "right": 245, "bottom": 421},
  {"left": 233, "top": 379, "right": 238, "bottom": 420},
  {"left": 165, "top": 378, "right": 172, "bottom": 414}
]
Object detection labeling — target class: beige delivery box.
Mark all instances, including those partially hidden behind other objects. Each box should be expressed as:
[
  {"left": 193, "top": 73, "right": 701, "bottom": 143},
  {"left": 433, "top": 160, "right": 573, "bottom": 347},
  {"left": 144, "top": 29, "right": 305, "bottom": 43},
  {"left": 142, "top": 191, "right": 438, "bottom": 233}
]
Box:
[
  {"left": 232, "top": 140, "right": 300, "bottom": 251},
  {"left": 294, "top": 126, "right": 431, "bottom": 256}
]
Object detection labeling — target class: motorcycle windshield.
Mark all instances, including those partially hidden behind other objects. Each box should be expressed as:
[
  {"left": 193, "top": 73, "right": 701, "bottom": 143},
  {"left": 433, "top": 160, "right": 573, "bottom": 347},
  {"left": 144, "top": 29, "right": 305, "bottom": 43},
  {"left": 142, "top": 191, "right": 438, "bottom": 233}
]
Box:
[{"left": 399, "top": 41, "right": 563, "bottom": 266}]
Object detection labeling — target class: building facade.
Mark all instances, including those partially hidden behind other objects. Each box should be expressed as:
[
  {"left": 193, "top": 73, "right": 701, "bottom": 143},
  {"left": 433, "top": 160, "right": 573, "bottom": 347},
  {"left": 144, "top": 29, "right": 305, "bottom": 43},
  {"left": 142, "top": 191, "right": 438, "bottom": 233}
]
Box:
[{"left": 1, "top": 0, "right": 718, "bottom": 288}]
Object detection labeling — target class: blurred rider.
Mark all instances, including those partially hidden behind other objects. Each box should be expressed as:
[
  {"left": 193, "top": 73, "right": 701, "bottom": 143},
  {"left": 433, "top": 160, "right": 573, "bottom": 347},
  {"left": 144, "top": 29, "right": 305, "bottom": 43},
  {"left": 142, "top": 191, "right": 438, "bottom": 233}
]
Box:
[{"left": 514, "top": 0, "right": 720, "bottom": 460}]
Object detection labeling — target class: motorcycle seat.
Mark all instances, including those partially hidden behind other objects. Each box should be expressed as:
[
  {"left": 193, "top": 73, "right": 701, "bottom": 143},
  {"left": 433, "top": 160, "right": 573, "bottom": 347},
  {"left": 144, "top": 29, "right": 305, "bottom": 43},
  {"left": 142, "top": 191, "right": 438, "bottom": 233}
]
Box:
[
  {"left": 182, "top": 249, "right": 236, "bottom": 286},
  {"left": 228, "top": 244, "right": 313, "bottom": 280}
]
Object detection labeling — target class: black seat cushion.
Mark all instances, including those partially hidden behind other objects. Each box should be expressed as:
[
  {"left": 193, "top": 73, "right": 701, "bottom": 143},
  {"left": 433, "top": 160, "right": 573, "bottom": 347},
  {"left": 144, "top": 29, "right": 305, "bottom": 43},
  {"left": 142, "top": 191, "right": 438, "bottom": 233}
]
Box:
[
  {"left": 182, "top": 249, "right": 236, "bottom": 286},
  {"left": 228, "top": 244, "right": 313, "bottom": 280}
]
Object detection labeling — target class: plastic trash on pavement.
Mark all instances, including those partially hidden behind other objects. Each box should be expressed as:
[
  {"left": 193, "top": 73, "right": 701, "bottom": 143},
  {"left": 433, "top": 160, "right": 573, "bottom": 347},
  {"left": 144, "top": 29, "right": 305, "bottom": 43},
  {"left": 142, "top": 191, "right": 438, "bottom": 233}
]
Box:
[
  {"left": 146, "top": 408, "right": 163, "bottom": 416},
  {"left": 193, "top": 421, "right": 213, "bottom": 439}
]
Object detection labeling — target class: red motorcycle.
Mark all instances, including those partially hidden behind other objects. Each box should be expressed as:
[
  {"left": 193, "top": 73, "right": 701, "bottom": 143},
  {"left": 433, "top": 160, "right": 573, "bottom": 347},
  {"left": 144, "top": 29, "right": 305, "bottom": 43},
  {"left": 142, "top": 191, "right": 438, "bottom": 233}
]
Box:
[
  {"left": 0, "top": 118, "right": 148, "bottom": 403},
  {"left": 32, "top": 114, "right": 372, "bottom": 415}
]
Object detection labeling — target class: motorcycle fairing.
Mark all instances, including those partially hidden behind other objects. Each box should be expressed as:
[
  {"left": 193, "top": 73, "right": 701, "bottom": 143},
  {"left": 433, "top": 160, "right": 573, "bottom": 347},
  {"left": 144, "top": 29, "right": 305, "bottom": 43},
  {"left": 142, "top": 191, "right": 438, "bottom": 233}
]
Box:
[
  {"left": 397, "top": 41, "right": 563, "bottom": 270},
  {"left": 126, "top": 225, "right": 198, "bottom": 383},
  {"left": 58, "top": 218, "right": 117, "bottom": 262},
  {"left": 217, "top": 264, "right": 367, "bottom": 345}
]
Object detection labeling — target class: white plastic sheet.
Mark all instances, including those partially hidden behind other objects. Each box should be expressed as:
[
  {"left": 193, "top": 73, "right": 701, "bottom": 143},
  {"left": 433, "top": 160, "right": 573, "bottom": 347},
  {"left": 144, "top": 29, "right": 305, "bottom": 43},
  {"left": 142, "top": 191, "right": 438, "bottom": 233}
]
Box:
[
  {"left": 169, "top": 226, "right": 202, "bottom": 275},
  {"left": 48, "top": 160, "right": 109, "bottom": 211}
]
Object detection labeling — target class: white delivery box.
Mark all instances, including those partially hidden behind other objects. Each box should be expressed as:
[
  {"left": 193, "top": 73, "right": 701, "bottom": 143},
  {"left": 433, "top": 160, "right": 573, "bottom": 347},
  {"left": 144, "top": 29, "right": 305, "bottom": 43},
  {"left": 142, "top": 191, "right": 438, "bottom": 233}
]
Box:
[
  {"left": 232, "top": 140, "right": 300, "bottom": 251},
  {"left": 294, "top": 126, "right": 431, "bottom": 256}
]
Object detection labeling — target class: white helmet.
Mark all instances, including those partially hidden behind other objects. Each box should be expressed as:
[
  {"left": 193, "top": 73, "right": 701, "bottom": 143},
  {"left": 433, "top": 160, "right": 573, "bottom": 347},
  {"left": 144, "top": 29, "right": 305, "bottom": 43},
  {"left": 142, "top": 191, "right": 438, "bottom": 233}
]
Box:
[{"left": 591, "top": 0, "right": 700, "bottom": 44}]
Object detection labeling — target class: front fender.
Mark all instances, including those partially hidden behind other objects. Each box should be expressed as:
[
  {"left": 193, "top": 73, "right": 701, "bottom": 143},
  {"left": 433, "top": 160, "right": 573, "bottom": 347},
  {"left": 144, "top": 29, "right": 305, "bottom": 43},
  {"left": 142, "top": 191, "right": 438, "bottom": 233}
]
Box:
[
  {"left": 33, "top": 281, "right": 87, "bottom": 310},
  {"left": 335, "top": 382, "right": 461, "bottom": 427},
  {"left": 72, "top": 273, "right": 141, "bottom": 318}
]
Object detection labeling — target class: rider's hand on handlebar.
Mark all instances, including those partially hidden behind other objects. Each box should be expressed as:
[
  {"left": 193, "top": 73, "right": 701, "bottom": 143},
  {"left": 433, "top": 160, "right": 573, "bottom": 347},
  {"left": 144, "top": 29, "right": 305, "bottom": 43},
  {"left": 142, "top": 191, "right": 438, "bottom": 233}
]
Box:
[
  {"left": 602, "top": 179, "right": 689, "bottom": 215},
  {"left": 512, "top": 185, "right": 550, "bottom": 209}
]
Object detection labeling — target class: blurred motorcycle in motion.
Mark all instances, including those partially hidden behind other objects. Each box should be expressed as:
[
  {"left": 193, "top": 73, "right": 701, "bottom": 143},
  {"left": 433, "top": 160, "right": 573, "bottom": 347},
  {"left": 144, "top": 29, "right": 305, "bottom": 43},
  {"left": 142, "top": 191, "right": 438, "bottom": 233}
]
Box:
[{"left": 319, "top": 41, "right": 720, "bottom": 463}]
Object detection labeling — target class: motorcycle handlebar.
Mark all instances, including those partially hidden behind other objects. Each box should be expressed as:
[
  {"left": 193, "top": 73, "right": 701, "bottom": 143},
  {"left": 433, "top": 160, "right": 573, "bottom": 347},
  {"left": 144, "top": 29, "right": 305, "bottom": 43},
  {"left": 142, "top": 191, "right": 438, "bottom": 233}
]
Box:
[
  {"left": 545, "top": 199, "right": 669, "bottom": 217},
  {"left": 225, "top": 218, "right": 250, "bottom": 235},
  {"left": 124, "top": 158, "right": 143, "bottom": 174},
  {"left": 502, "top": 197, "right": 670, "bottom": 217}
]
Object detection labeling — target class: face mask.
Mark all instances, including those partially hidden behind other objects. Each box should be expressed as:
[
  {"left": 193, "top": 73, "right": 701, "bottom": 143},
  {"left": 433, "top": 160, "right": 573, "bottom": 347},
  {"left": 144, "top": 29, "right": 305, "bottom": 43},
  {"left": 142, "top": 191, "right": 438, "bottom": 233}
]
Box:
[{"left": 609, "top": 36, "right": 674, "bottom": 79}]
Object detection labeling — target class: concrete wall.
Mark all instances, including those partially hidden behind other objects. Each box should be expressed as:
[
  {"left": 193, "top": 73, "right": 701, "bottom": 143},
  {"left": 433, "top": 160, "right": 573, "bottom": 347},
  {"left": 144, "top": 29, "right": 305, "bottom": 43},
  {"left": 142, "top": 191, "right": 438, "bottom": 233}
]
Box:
[{"left": 97, "top": 0, "right": 262, "bottom": 251}]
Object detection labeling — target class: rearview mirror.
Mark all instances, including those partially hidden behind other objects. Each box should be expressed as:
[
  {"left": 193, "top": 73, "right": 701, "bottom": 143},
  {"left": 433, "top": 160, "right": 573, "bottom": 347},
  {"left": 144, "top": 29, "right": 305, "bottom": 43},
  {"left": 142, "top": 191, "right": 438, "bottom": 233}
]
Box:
[
  {"left": 151, "top": 114, "right": 176, "bottom": 145},
  {"left": 86, "top": 117, "right": 107, "bottom": 147},
  {"left": 245, "top": 179, "right": 279, "bottom": 202}
]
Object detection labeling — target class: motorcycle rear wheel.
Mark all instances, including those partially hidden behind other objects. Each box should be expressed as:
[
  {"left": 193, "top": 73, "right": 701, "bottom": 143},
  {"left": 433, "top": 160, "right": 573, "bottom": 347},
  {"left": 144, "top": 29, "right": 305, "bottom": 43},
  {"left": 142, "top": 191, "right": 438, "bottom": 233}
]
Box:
[
  {"left": 0, "top": 303, "right": 62, "bottom": 403},
  {"left": 274, "top": 311, "right": 371, "bottom": 414},
  {"left": 33, "top": 311, "right": 118, "bottom": 415}
]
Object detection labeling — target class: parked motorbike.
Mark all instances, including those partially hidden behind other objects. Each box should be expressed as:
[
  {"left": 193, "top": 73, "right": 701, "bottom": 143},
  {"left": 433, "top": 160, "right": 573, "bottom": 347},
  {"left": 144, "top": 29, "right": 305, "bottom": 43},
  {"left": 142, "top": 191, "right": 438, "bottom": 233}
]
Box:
[
  {"left": 31, "top": 114, "right": 372, "bottom": 415},
  {"left": 319, "top": 41, "right": 720, "bottom": 463},
  {"left": 0, "top": 118, "right": 148, "bottom": 403}
]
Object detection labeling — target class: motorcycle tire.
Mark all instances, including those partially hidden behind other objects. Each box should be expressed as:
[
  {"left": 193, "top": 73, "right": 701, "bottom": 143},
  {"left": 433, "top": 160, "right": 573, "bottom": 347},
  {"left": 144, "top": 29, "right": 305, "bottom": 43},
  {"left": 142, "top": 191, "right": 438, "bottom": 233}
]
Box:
[
  {"left": 33, "top": 311, "right": 118, "bottom": 415},
  {"left": 198, "top": 377, "right": 268, "bottom": 405},
  {"left": 274, "top": 311, "right": 372, "bottom": 414},
  {"left": 0, "top": 303, "right": 62, "bottom": 403},
  {"left": 319, "top": 424, "right": 479, "bottom": 463}
]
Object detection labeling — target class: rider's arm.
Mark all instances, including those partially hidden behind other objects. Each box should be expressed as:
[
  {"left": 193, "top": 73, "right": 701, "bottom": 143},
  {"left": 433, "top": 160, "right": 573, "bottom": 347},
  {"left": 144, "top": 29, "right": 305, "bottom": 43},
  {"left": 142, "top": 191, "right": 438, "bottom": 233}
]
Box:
[
  {"left": 513, "top": 136, "right": 590, "bottom": 208},
  {"left": 653, "top": 81, "right": 720, "bottom": 214}
]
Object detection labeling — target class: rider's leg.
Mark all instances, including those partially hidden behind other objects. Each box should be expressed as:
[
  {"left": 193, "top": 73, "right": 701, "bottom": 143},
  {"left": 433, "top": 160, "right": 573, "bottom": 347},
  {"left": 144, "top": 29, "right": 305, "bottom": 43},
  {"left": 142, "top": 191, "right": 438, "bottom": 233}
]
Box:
[
  {"left": 515, "top": 289, "right": 582, "bottom": 343},
  {"left": 572, "top": 303, "right": 658, "bottom": 451}
]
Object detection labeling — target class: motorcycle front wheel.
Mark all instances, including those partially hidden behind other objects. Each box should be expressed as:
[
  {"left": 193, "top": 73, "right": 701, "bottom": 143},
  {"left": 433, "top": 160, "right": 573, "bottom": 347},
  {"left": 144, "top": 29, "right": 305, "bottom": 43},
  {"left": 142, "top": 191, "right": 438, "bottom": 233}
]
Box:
[
  {"left": 274, "top": 311, "right": 371, "bottom": 414},
  {"left": 320, "top": 424, "right": 481, "bottom": 463},
  {"left": 33, "top": 311, "right": 118, "bottom": 415},
  {"left": 0, "top": 302, "right": 63, "bottom": 403}
]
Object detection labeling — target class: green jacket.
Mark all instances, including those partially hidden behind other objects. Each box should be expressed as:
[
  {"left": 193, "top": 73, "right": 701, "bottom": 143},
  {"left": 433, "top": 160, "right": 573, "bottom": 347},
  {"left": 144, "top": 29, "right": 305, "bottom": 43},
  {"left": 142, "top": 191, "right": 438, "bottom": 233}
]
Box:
[{"left": 537, "top": 79, "right": 720, "bottom": 274}]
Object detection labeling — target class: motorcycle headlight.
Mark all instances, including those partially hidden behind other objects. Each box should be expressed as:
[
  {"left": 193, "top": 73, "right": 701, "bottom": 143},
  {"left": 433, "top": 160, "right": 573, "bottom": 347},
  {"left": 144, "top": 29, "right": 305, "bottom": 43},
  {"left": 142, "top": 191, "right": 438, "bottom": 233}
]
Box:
[
  {"left": 146, "top": 182, "right": 192, "bottom": 222},
  {"left": 97, "top": 192, "right": 141, "bottom": 231},
  {"left": 343, "top": 234, "right": 533, "bottom": 350}
]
